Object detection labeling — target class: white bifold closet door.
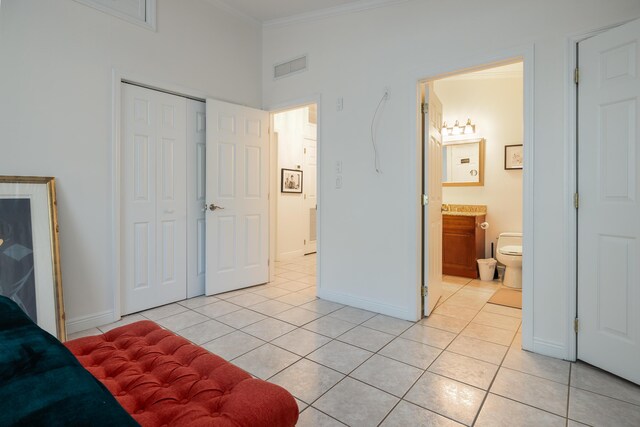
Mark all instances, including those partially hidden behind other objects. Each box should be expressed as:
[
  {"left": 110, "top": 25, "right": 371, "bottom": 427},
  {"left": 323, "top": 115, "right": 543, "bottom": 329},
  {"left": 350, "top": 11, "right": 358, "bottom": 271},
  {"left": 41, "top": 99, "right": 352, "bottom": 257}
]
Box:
[
  {"left": 121, "top": 83, "right": 187, "bottom": 314},
  {"left": 186, "top": 99, "right": 207, "bottom": 298}
]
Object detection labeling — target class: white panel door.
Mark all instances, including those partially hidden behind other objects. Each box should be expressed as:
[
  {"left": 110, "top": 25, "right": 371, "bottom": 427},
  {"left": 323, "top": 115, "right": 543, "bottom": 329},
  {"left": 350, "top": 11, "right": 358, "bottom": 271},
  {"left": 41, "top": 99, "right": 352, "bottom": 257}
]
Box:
[
  {"left": 122, "top": 84, "right": 187, "bottom": 314},
  {"left": 424, "top": 83, "right": 444, "bottom": 316},
  {"left": 187, "top": 99, "right": 206, "bottom": 298},
  {"left": 578, "top": 19, "right": 640, "bottom": 384},
  {"left": 303, "top": 137, "right": 317, "bottom": 255},
  {"left": 205, "top": 99, "right": 269, "bottom": 295}
]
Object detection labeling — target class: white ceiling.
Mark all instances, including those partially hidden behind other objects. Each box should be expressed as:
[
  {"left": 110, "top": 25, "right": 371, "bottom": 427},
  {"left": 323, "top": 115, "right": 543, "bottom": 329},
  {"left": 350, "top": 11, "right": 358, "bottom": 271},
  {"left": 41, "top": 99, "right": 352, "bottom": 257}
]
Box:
[{"left": 214, "top": 0, "right": 385, "bottom": 23}]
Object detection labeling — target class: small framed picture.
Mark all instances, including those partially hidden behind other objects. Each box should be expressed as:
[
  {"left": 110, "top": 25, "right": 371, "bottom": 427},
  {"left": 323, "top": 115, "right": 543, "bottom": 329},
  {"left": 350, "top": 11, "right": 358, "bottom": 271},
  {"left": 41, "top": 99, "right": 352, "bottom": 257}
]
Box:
[
  {"left": 505, "top": 144, "right": 524, "bottom": 170},
  {"left": 0, "top": 176, "right": 65, "bottom": 341},
  {"left": 281, "top": 169, "right": 303, "bottom": 193}
]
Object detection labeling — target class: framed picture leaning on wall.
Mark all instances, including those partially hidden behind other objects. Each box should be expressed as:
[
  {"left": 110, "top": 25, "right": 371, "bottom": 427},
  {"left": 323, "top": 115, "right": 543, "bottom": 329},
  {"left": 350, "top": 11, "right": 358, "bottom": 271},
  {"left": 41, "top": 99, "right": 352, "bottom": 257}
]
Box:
[{"left": 0, "top": 176, "right": 65, "bottom": 341}]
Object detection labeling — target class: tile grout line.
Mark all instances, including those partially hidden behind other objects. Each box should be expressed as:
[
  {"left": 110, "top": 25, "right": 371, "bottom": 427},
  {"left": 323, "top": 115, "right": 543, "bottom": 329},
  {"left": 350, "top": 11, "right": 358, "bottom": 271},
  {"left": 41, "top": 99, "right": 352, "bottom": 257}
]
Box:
[{"left": 469, "top": 311, "right": 522, "bottom": 426}]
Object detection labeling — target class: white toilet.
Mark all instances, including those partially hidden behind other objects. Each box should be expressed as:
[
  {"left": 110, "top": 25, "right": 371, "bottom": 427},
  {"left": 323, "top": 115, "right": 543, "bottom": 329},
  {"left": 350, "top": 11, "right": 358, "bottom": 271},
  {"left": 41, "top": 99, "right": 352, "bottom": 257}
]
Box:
[{"left": 496, "top": 232, "right": 523, "bottom": 289}]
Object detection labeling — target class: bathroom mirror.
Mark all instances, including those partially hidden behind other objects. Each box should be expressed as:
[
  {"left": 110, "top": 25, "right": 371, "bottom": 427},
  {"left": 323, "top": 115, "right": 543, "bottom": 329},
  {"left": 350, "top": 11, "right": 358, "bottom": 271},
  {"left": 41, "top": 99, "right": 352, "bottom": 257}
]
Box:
[{"left": 442, "top": 137, "right": 484, "bottom": 186}]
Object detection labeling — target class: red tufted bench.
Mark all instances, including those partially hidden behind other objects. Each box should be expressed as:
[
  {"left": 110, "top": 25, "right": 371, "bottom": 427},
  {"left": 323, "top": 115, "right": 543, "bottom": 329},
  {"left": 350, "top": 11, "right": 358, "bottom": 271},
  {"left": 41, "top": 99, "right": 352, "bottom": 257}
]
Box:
[{"left": 65, "top": 320, "right": 299, "bottom": 427}]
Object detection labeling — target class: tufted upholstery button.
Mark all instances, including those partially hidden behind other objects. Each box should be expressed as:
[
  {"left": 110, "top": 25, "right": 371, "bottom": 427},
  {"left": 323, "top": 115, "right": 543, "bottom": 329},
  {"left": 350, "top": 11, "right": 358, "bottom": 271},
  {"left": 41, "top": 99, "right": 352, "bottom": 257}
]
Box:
[
  {"left": 201, "top": 375, "right": 208, "bottom": 380},
  {"left": 135, "top": 410, "right": 144, "bottom": 415},
  {"left": 180, "top": 399, "right": 188, "bottom": 404},
  {"left": 163, "top": 383, "right": 169, "bottom": 388},
  {"left": 119, "top": 391, "right": 127, "bottom": 396}
]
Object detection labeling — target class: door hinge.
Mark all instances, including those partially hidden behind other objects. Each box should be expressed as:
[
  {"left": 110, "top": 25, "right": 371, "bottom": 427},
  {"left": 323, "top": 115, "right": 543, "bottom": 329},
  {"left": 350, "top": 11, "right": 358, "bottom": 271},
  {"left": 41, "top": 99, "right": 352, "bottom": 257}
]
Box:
[
  {"left": 422, "top": 103, "right": 429, "bottom": 114},
  {"left": 574, "top": 192, "right": 579, "bottom": 209},
  {"left": 304, "top": 147, "right": 306, "bottom": 154},
  {"left": 422, "top": 194, "right": 429, "bottom": 206},
  {"left": 268, "top": 259, "right": 270, "bottom": 266},
  {"left": 421, "top": 286, "right": 428, "bottom": 297},
  {"left": 574, "top": 318, "right": 579, "bottom": 333},
  {"left": 574, "top": 67, "right": 580, "bottom": 85},
  {"left": 304, "top": 239, "right": 306, "bottom": 245}
]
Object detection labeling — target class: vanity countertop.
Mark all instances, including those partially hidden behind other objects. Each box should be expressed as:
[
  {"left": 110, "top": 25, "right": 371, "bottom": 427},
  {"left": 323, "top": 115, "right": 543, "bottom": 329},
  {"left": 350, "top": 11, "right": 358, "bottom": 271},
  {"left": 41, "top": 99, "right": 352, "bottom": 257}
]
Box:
[{"left": 442, "top": 204, "right": 486, "bottom": 217}]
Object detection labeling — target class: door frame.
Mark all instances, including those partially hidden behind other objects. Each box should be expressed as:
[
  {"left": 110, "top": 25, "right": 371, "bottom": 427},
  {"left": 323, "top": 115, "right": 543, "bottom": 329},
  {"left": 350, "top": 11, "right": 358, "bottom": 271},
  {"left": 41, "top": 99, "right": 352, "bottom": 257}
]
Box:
[
  {"left": 266, "top": 95, "right": 323, "bottom": 287},
  {"left": 414, "top": 45, "right": 535, "bottom": 352},
  {"left": 567, "top": 19, "right": 638, "bottom": 362},
  {"left": 110, "top": 69, "right": 216, "bottom": 322}
]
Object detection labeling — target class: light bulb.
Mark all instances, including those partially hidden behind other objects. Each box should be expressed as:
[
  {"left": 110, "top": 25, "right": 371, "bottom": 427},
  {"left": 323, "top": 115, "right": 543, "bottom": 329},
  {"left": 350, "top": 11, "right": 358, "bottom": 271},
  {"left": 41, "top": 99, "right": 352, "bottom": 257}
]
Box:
[
  {"left": 452, "top": 120, "right": 462, "bottom": 135},
  {"left": 464, "top": 118, "right": 474, "bottom": 134}
]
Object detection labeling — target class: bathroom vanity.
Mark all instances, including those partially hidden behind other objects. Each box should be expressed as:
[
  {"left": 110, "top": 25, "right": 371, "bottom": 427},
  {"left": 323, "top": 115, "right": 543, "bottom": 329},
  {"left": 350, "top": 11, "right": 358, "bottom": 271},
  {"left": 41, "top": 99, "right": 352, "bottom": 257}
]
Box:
[{"left": 442, "top": 205, "right": 486, "bottom": 279}]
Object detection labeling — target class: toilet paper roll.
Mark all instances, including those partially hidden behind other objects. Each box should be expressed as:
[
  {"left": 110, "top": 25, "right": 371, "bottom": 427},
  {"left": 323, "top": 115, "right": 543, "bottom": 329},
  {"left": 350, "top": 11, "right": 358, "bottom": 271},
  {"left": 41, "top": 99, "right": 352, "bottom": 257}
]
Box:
[{"left": 480, "top": 222, "right": 489, "bottom": 230}]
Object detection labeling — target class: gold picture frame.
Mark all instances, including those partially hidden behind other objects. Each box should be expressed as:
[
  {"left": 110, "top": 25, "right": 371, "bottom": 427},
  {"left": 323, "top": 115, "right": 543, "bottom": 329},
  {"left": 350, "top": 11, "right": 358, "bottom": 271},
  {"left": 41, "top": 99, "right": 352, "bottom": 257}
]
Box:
[
  {"left": 442, "top": 138, "right": 485, "bottom": 187},
  {"left": 0, "top": 176, "right": 65, "bottom": 341}
]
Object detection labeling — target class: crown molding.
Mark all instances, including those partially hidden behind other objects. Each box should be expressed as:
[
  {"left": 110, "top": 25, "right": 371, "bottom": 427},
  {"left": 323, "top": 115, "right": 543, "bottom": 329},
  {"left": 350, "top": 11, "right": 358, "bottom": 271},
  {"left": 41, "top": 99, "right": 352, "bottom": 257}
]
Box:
[
  {"left": 263, "top": 0, "right": 411, "bottom": 29},
  {"left": 201, "top": 0, "right": 261, "bottom": 26}
]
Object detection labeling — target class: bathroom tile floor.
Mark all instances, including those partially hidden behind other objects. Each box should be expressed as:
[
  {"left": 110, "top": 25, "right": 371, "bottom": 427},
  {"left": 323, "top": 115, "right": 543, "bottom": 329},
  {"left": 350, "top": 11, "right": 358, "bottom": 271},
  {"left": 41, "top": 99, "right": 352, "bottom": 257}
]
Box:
[{"left": 72, "top": 256, "right": 640, "bottom": 426}]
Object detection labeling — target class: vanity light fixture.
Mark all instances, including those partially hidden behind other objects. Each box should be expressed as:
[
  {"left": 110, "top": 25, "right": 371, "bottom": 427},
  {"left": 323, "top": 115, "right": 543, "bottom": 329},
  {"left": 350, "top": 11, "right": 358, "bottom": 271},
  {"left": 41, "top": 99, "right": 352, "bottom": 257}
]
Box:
[{"left": 441, "top": 118, "right": 476, "bottom": 137}]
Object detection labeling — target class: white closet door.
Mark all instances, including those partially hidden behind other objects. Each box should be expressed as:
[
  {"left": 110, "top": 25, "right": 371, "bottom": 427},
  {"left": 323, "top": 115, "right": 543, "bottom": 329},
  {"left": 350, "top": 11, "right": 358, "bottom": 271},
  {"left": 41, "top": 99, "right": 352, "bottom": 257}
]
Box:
[
  {"left": 205, "top": 99, "right": 269, "bottom": 295},
  {"left": 187, "top": 99, "right": 206, "bottom": 298},
  {"left": 578, "top": 18, "right": 640, "bottom": 384},
  {"left": 122, "top": 83, "right": 187, "bottom": 314}
]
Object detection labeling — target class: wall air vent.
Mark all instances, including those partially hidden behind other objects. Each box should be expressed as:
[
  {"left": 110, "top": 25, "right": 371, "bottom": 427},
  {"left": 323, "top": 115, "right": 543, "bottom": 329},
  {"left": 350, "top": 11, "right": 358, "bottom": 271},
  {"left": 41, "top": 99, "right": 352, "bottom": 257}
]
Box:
[{"left": 274, "top": 55, "right": 308, "bottom": 79}]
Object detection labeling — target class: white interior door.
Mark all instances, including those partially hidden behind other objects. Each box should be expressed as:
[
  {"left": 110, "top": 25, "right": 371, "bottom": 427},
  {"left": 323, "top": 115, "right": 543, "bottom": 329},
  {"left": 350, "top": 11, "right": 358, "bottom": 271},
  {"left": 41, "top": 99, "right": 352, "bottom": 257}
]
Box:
[
  {"left": 578, "top": 18, "right": 640, "bottom": 384},
  {"left": 186, "top": 99, "right": 206, "bottom": 298},
  {"left": 205, "top": 99, "right": 269, "bottom": 295},
  {"left": 423, "top": 83, "right": 444, "bottom": 316},
  {"left": 303, "top": 136, "right": 317, "bottom": 254},
  {"left": 121, "top": 83, "right": 187, "bottom": 314}
]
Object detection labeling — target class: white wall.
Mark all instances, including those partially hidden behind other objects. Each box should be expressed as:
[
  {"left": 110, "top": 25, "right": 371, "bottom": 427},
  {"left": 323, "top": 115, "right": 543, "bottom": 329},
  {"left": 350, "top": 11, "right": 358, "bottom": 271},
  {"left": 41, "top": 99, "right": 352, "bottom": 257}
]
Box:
[
  {"left": 436, "top": 73, "right": 524, "bottom": 257},
  {"left": 274, "top": 108, "right": 306, "bottom": 260},
  {"left": 262, "top": 0, "right": 640, "bottom": 359},
  {"left": 0, "top": 0, "right": 262, "bottom": 332}
]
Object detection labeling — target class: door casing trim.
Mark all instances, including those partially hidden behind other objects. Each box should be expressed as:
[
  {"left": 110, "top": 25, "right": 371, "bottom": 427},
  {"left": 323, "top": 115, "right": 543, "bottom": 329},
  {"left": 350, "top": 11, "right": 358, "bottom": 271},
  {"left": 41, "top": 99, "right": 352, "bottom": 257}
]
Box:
[{"left": 413, "top": 45, "right": 535, "bottom": 353}]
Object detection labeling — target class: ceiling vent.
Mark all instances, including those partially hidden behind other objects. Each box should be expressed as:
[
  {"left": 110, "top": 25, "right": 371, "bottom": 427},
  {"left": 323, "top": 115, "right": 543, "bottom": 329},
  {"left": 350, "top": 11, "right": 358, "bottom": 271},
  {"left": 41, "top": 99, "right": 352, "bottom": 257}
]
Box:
[{"left": 274, "top": 55, "right": 308, "bottom": 79}]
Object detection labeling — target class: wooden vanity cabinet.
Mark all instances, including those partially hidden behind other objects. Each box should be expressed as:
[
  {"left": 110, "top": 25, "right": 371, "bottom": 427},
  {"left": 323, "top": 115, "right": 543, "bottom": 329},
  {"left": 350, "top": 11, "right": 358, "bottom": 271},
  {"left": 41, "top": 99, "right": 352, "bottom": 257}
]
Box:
[{"left": 442, "top": 214, "right": 486, "bottom": 279}]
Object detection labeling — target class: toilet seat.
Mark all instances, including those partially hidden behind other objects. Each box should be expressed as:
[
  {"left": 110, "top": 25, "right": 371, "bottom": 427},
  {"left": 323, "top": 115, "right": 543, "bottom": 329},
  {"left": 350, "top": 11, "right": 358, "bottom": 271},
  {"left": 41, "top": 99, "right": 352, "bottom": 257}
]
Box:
[{"left": 499, "top": 245, "right": 522, "bottom": 256}]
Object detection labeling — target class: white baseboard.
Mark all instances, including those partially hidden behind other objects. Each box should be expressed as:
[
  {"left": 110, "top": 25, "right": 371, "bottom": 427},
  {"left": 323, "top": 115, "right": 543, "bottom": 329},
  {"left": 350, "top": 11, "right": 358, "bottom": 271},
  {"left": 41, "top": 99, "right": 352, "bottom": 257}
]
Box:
[
  {"left": 532, "top": 337, "right": 569, "bottom": 360},
  {"left": 277, "top": 249, "right": 305, "bottom": 262},
  {"left": 66, "top": 310, "right": 116, "bottom": 334},
  {"left": 317, "top": 288, "right": 417, "bottom": 322}
]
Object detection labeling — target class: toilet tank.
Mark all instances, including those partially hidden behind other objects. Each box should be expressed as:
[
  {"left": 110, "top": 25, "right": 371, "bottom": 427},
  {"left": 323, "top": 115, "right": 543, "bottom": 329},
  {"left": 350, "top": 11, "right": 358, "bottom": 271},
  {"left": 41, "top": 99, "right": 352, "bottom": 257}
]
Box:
[{"left": 498, "top": 232, "right": 522, "bottom": 248}]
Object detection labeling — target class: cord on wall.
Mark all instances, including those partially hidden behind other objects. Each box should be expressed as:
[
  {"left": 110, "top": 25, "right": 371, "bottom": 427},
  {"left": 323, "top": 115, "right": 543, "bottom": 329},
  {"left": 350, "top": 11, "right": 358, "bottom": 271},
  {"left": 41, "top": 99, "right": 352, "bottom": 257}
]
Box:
[{"left": 370, "top": 89, "right": 389, "bottom": 174}]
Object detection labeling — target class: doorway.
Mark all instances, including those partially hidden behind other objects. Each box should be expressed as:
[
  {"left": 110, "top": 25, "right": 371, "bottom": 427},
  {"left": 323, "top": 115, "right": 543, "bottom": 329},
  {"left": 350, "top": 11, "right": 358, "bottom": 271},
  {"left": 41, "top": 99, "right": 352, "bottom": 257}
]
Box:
[
  {"left": 272, "top": 105, "right": 318, "bottom": 261},
  {"left": 420, "top": 60, "right": 527, "bottom": 326}
]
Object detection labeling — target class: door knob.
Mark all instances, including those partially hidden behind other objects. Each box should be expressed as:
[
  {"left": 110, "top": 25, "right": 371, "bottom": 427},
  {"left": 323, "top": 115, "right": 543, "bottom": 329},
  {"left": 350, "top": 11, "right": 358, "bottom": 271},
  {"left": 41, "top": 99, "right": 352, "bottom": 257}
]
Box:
[{"left": 206, "top": 203, "right": 225, "bottom": 211}]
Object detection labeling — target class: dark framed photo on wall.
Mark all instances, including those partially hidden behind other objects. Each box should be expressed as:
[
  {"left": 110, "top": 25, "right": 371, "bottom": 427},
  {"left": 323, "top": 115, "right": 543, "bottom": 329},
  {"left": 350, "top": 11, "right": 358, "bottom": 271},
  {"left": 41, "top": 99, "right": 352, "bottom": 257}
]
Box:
[
  {"left": 505, "top": 144, "right": 524, "bottom": 170},
  {"left": 281, "top": 169, "right": 303, "bottom": 193},
  {"left": 0, "top": 176, "right": 65, "bottom": 341}
]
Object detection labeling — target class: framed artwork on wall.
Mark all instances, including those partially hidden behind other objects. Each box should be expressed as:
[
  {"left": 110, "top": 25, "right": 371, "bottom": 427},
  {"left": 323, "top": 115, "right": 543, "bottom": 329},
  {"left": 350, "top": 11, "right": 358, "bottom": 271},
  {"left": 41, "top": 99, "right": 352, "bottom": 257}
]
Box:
[
  {"left": 281, "top": 169, "right": 303, "bottom": 193},
  {"left": 0, "top": 176, "right": 65, "bottom": 341},
  {"left": 505, "top": 144, "right": 524, "bottom": 170}
]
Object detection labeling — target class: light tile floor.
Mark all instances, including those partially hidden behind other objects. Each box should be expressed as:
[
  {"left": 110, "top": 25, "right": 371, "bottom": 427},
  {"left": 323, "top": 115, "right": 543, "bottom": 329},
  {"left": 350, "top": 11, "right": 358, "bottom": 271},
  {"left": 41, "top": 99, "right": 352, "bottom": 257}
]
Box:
[{"left": 71, "top": 256, "right": 640, "bottom": 426}]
